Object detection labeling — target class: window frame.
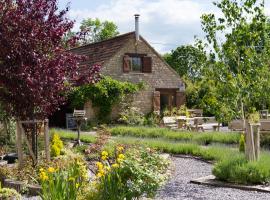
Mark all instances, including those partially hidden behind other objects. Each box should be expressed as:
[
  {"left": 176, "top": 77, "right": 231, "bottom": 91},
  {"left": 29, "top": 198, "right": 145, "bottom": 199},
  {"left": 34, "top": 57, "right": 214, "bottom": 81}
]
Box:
[{"left": 125, "top": 53, "right": 147, "bottom": 73}]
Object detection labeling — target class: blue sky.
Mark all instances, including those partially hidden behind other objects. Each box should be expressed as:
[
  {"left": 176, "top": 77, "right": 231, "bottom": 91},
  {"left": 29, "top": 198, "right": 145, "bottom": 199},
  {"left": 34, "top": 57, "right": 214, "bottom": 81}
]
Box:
[{"left": 58, "top": 0, "right": 270, "bottom": 54}]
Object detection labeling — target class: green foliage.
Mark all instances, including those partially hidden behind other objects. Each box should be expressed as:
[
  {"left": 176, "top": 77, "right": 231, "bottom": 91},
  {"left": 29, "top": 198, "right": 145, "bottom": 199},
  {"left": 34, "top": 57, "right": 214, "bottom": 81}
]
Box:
[
  {"left": 163, "top": 105, "right": 190, "bottom": 117},
  {"left": 0, "top": 185, "right": 21, "bottom": 200},
  {"left": 239, "top": 134, "right": 245, "bottom": 152},
  {"left": 39, "top": 160, "right": 88, "bottom": 200},
  {"left": 110, "top": 126, "right": 240, "bottom": 145},
  {"left": 247, "top": 111, "right": 260, "bottom": 123},
  {"left": 213, "top": 153, "right": 270, "bottom": 184},
  {"left": 0, "top": 102, "right": 16, "bottom": 144},
  {"left": 69, "top": 76, "right": 143, "bottom": 122},
  {"left": 200, "top": 0, "right": 270, "bottom": 122},
  {"left": 88, "top": 147, "right": 169, "bottom": 200},
  {"left": 119, "top": 107, "right": 145, "bottom": 126},
  {"left": 50, "top": 133, "right": 64, "bottom": 157},
  {"left": 80, "top": 18, "right": 119, "bottom": 43},
  {"left": 143, "top": 112, "right": 161, "bottom": 126},
  {"left": 164, "top": 44, "right": 207, "bottom": 82}
]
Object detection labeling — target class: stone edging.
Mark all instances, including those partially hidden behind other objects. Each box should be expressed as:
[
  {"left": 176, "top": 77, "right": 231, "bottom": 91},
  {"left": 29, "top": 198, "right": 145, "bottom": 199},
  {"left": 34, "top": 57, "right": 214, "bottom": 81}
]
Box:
[
  {"left": 3, "top": 179, "right": 41, "bottom": 196},
  {"left": 190, "top": 175, "right": 270, "bottom": 193}
]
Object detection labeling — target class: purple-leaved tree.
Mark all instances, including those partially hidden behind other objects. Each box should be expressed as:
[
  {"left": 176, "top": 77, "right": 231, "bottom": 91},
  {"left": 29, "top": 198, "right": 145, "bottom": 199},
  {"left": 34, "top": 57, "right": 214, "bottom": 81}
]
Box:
[{"left": 0, "top": 0, "right": 100, "bottom": 121}]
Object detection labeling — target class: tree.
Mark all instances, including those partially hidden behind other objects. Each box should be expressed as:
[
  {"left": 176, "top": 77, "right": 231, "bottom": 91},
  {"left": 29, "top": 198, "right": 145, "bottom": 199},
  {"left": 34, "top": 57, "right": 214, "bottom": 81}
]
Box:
[
  {"left": 80, "top": 18, "right": 119, "bottom": 44},
  {"left": 200, "top": 0, "right": 270, "bottom": 160},
  {"left": 200, "top": 0, "right": 270, "bottom": 122},
  {"left": 0, "top": 0, "right": 100, "bottom": 121},
  {"left": 164, "top": 45, "right": 207, "bottom": 82}
]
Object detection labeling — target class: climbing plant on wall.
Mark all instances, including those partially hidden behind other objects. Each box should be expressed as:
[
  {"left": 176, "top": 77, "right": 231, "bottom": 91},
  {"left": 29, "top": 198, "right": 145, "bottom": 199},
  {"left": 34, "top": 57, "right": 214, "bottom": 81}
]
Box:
[{"left": 69, "top": 76, "right": 144, "bottom": 122}]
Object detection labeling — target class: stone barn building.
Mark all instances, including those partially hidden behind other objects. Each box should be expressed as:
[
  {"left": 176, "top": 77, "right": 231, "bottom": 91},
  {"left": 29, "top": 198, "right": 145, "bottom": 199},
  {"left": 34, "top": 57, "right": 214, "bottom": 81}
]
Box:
[{"left": 70, "top": 15, "right": 185, "bottom": 120}]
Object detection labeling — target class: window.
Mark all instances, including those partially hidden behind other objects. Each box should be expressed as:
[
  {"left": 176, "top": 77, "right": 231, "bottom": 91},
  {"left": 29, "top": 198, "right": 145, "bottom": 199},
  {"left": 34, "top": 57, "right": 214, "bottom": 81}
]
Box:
[
  {"left": 123, "top": 53, "right": 152, "bottom": 73},
  {"left": 131, "top": 56, "right": 142, "bottom": 72}
]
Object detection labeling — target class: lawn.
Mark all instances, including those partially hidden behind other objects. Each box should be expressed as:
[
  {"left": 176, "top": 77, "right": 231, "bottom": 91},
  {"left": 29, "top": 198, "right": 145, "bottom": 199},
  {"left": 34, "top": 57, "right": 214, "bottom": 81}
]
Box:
[{"left": 110, "top": 126, "right": 241, "bottom": 145}]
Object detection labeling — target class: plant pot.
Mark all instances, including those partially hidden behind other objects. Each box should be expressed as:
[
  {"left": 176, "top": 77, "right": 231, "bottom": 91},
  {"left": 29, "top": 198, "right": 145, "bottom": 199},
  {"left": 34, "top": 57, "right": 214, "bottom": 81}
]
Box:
[{"left": 3, "top": 153, "right": 18, "bottom": 164}]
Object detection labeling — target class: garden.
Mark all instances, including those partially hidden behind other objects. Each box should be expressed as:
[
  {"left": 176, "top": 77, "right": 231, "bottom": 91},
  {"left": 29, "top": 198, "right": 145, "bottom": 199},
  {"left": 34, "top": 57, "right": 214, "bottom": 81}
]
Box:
[{"left": 1, "top": 0, "right": 270, "bottom": 200}]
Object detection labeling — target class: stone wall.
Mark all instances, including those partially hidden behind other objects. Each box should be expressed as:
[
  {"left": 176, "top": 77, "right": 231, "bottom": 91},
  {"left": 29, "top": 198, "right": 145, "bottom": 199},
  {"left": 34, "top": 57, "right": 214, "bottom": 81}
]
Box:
[{"left": 84, "top": 37, "right": 183, "bottom": 120}]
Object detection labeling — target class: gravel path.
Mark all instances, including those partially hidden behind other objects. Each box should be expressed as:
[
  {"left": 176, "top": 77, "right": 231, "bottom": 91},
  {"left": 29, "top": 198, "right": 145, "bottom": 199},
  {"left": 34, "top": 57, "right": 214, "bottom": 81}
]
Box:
[{"left": 155, "top": 157, "right": 270, "bottom": 200}]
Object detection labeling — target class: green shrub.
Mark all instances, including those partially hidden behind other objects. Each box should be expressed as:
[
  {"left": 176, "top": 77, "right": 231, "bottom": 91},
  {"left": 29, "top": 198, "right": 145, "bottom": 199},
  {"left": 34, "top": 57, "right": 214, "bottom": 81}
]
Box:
[
  {"left": 50, "top": 133, "right": 64, "bottom": 157},
  {"left": 88, "top": 147, "right": 170, "bottom": 200},
  {"left": 0, "top": 186, "right": 21, "bottom": 200},
  {"left": 119, "top": 107, "right": 145, "bottom": 126},
  {"left": 213, "top": 154, "right": 270, "bottom": 184},
  {"left": 69, "top": 76, "right": 143, "bottom": 122},
  {"left": 144, "top": 112, "right": 160, "bottom": 126},
  {"left": 239, "top": 134, "right": 245, "bottom": 152}
]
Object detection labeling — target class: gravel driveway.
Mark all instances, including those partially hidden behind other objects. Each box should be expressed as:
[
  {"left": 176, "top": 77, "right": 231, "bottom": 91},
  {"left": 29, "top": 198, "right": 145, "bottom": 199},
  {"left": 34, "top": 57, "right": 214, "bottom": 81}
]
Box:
[{"left": 155, "top": 157, "right": 270, "bottom": 200}]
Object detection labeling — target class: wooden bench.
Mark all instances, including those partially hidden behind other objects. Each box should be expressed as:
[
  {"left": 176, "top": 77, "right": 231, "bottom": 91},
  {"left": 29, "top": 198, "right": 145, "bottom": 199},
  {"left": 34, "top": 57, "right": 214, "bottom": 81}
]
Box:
[
  {"left": 260, "top": 119, "right": 270, "bottom": 133},
  {"left": 228, "top": 119, "right": 244, "bottom": 131}
]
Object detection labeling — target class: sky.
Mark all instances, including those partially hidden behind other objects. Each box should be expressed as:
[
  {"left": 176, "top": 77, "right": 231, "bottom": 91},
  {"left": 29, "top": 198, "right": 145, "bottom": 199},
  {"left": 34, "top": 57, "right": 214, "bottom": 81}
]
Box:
[{"left": 58, "top": 0, "right": 270, "bottom": 54}]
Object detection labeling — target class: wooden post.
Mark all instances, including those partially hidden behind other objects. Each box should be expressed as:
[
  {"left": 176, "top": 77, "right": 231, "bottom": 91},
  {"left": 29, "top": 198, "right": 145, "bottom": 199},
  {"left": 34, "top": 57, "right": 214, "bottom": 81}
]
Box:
[
  {"left": 254, "top": 124, "right": 260, "bottom": 160},
  {"left": 16, "top": 121, "right": 23, "bottom": 169},
  {"left": 176, "top": 91, "right": 186, "bottom": 108},
  {"left": 245, "top": 122, "right": 260, "bottom": 161},
  {"left": 153, "top": 91, "right": 160, "bottom": 115},
  {"left": 44, "top": 119, "right": 50, "bottom": 162}
]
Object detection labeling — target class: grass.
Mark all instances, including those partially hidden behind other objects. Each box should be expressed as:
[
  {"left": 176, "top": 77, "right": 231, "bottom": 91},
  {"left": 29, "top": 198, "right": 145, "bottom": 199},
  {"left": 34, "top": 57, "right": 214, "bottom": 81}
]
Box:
[
  {"left": 114, "top": 136, "right": 239, "bottom": 161},
  {"left": 110, "top": 126, "right": 240, "bottom": 145},
  {"left": 50, "top": 128, "right": 96, "bottom": 143},
  {"left": 52, "top": 128, "right": 270, "bottom": 185}
]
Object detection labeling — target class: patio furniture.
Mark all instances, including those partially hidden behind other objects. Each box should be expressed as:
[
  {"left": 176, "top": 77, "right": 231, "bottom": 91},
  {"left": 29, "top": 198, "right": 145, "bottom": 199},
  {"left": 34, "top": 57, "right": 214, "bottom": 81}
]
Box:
[
  {"left": 162, "top": 116, "right": 178, "bottom": 129},
  {"left": 260, "top": 119, "right": 270, "bottom": 133},
  {"left": 260, "top": 110, "right": 269, "bottom": 119},
  {"left": 187, "top": 109, "right": 203, "bottom": 117}
]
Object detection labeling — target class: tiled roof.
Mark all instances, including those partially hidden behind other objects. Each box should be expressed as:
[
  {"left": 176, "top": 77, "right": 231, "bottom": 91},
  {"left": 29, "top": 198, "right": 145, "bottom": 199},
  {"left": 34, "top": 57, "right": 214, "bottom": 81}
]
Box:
[{"left": 70, "top": 32, "right": 135, "bottom": 72}]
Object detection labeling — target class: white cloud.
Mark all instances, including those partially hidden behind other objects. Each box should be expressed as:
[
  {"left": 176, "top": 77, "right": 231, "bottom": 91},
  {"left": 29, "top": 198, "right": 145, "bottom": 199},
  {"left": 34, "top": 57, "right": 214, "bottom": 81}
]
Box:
[
  {"left": 66, "top": 0, "right": 270, "bottom": 53},
  {"left": 67, "top": 0, "right": 218, "bottom": 53}
]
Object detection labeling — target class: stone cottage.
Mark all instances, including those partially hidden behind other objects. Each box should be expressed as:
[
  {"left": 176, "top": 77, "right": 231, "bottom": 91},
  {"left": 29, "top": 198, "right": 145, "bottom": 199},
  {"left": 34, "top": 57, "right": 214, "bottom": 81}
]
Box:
[{"left": 70, "top": 15, "right": 185, "bottom": 120}]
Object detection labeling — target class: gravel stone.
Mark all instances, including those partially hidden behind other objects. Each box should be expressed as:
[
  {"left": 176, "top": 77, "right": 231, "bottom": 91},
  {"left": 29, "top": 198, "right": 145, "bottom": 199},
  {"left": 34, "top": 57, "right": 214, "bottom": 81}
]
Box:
[{"left": 155, "top": 157, "right": 270, "bottom": 200}]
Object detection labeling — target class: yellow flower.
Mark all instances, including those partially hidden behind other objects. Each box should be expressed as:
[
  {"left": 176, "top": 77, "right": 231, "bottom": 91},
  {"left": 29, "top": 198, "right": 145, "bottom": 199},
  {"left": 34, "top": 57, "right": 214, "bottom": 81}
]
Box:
[
  {"left": 112, "top": 163, "right": 119, "bottom": 168},
  {"left": 118, "top": 154, "right": 125, "bottom": 160},
  {"left": 75, "top": 183, "right": 80, "bottom": 189},
  {"left": 117, "top": 146, "right": 124, "bottom": 152},
  {"left": 96, "top": 169, "right": 105, "bottom": 178},
  {"left": 40, "top": 171, "right": 48, "bottom": 181},
  {"left": 39, "top": 168, "right": 44, "bottom": 172},
  {"left": 69, "top": 177, "right": 75, "bottom": 182},
  {"left": 101, "top": 155, "right": 108, "bottom": 160},
  {"left": 96, "top": 162, "right": 103, "bottom": 170},
  {"left": 48, "top": 167, "right": 55, "bottom": 173},
  {"left": 101, "top": 151, "right": 108, "bottom": 157},
  {"left": 117, "top": 153, "right": 125, "bottom": 163}
]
